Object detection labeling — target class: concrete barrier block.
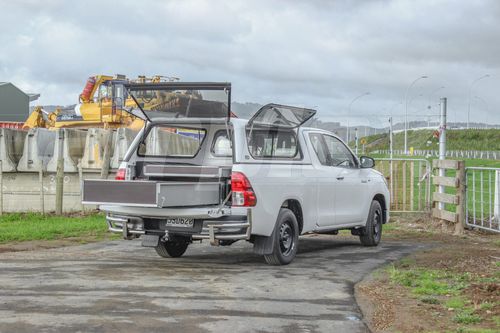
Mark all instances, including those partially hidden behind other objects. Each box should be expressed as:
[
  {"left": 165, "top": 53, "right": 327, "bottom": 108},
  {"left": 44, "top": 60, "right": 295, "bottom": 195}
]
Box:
[
  {"left": 0, "top": 128, "right": 27, "bottom": 172},
  {"left": 145, "top": 127, "right": 199, "bottom": 156},
  {"left": 110, "top": 128, "right": 138, "bottom": 169},
  {"left": 17, "top": 128, "right": 56, "bottom": 172},
  {"left": 80, "top": 128, "right": 107, "bottom": 170},
  {"left": 47, "top": 129, "right": 86, "bottom": 173}
]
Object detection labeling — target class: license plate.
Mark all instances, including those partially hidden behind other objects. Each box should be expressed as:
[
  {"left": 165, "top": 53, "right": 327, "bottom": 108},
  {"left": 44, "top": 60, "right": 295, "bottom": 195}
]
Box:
[{"left": 164, "top": 218, "right": 194, "bottom": 228}]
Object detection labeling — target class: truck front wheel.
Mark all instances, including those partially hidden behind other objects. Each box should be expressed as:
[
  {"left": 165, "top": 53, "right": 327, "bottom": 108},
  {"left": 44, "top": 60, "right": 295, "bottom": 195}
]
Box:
[
  {"left": 155, "top": 240, "right": 189, "bottom": 258},
  {"left": 264, "top": 208, "right": 299, "bottom": 265},
  {"left": 359, "top": 200, "right": 383, "bottom": 246}
]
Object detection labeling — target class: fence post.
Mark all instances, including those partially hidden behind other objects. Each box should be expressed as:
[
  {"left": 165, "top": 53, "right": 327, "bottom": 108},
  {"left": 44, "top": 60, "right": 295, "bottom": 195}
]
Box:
[
  {"left": 456, "top": 161, "right": 466, "bottom": 235},
  {"left": 39, "top": 167, "right": 44, "bottom": 215},
  {"left": 402, "top": 161, "right": 407, "bottom": 210},
  {"left": 495, "top": 170, "right": 499, "bottom": 223},
  {"left": 410, "top": 161, "right": 415, "bottom": 211},
  {"left": 0, "top": 160, "right": 3, "bottom": 216},
  {"left": 100, "top": 128, "right": 113, "bottom": 179},
  {"left": 55, "top": 129, "right": 64, "bottom": 215},
  {"left": 78, "top": 159, "right": 84, "bottom": 213},
  {"left": 438, "top": 97, "right": 447, "bottom": 210}
]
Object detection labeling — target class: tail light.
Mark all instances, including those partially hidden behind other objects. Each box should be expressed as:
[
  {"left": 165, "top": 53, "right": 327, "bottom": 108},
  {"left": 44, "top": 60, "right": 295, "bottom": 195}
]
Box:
[
  {"left": 231, "top": 172, "right": 256, "bottom": 207},
  {"left": 115, "top": 168, "right": 126, "bottom": 180}
]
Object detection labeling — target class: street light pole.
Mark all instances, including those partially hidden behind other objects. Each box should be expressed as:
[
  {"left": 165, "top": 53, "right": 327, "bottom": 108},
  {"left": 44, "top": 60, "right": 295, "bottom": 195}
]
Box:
[
  {"left": 346, "top": 92, "right": 370, "bottom": 144},
  {"left": 467, "top": 74, "right": 490, "bottom": 129},
  {"left": 404, "top": 75, "right": 428, "bottom": 155}
]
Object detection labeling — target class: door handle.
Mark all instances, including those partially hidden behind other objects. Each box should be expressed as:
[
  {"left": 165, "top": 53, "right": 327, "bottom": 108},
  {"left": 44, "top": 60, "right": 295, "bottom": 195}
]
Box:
[
  {"left": 336, "top": 176, "right": 344, "bottom": 180},
  {"left": 361, "top": 179, "right": 370, "bottom": 183}
]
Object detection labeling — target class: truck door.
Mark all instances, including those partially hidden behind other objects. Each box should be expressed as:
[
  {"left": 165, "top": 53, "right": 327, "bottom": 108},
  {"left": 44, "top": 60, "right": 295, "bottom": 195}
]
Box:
[
  {"left": 308, "top": 132, "right": 341, "bottom": 227},
  {"left": 320, "top": 134, "right": 367, "bottom": 225}
]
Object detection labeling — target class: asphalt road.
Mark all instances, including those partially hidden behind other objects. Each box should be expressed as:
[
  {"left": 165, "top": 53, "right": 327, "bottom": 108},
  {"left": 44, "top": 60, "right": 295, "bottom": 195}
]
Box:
[{"left": 0, "top": 235, "right": 423, "bottom": 333}]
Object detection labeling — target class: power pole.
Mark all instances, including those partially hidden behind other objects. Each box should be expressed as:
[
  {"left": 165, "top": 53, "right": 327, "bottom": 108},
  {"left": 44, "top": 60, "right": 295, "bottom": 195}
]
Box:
[
  {"left": 354, "top": 128, "right": 358, "bottom": 154},
  {"left": 438, "top": 97, "right": 447, "bottom": 210}
]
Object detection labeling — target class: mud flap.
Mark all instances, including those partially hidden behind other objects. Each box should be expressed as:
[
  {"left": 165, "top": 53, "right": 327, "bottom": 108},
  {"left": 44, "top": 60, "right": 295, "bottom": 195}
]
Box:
[
  {"left": 141, "top": 234, "right": 160, "bottom": 247},
  {"left": 252, "top": 230, "right": 277, "bottom": 255}
]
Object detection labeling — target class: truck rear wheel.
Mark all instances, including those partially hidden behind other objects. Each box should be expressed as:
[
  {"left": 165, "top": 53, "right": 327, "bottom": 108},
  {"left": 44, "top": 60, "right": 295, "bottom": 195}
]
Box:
[
  {"left": 264, "top": 208, "right": 299, "bottom": 265},
  {"left": 155, "top": 240, "right": 189, "bottom": 258},
  {"left": 360, "top": 200, "right": 383, "bottom": 246}
]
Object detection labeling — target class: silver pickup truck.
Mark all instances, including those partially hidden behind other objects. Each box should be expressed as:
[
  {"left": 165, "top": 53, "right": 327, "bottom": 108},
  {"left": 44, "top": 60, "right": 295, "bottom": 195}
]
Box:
[{"left": 82, "top": 82, "right": 390, "bottom": 265}]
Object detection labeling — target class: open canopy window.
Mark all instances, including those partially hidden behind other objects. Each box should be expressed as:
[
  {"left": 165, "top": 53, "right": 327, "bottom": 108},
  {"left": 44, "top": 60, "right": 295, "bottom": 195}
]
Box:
[
  {"left": 248, "top": 103, "right": 316, "bottom": 129},
  {"left": 123, "top": 82, "right": 231, "bottom": 121}
]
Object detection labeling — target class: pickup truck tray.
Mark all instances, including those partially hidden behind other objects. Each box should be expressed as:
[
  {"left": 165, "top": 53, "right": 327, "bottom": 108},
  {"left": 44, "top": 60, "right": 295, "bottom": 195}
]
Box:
[{"left": 82, "top": 180, "right": 220, "bottom": 207}]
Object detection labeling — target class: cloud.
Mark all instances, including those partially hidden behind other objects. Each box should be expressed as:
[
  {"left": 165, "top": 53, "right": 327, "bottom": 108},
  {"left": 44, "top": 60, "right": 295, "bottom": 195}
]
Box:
[{"left": 0, "top": 0, "right": 498, "bottom": 125}]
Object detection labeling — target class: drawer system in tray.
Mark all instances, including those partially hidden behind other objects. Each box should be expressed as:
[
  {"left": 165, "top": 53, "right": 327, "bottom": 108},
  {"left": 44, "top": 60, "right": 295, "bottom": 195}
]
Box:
[{"left": 82, "top": 179, "right": 221, "bottom": 207}]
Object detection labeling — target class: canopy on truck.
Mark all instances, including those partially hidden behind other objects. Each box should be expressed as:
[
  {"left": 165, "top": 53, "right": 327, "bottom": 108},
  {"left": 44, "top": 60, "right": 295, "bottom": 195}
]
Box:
[
  {"left": 248, "top": 103, "right": 316, "bottom": 129},
  {"left": 121, "top": 82, "right": 231, "bottom": 122}
]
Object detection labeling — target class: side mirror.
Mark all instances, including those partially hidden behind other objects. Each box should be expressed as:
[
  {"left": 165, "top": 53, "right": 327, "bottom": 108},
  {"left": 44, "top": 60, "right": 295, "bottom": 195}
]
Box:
[{"left": 360, "top": 156, "right": 375, "bottom": 168}]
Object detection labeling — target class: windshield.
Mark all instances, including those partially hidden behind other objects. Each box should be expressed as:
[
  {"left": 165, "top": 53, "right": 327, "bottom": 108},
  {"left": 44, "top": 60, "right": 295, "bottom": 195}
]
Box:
[{"left": 125, "top": 82, "right": 231, "bottom": 121}]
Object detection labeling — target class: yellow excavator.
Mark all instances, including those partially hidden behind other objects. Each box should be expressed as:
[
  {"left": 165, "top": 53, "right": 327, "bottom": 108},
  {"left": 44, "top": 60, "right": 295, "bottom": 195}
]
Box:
[{"left": 23, "top": 74, "right": 179, "bottom": 130}]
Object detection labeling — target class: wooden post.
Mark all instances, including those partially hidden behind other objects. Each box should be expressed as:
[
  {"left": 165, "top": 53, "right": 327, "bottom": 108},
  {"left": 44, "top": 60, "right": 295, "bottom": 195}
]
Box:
[
  {"left": 402, "top": 161, "right": 407, "bottom": 211},
  {"left": 410, "top": 161, "right": 415, "bottom": 211},
  {"left": 0, "top": 160, "right": 3, "bottom": 216},
  {"left": 418, "top": 161, "right": 422, "bottom": 211},
  {"left": 55, "top": 129, "right": 64, "bottom": 215},
  {"left": 389, "top": 160, "right": 394, "bottom": 206},
  {"left": 100, "top": 128, "right": 113, "bottom": 179},
  {"left": 78, "top": 160, "right": 84, "bottom": 213},
  {"left": 394, "top": 162, "right": 399, "bottom": 210},
  {"left": 455, "top": 160, "right": 466, "bottom": 235},
  {"left": 39, "top": 167, "right": 44, "bottom": 215}
]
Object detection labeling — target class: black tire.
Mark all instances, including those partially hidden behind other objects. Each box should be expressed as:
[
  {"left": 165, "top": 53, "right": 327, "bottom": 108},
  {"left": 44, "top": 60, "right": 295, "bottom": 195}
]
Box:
[
  {"left": 360, "top": 200, "right": 383, "bottom": 246},
  {"left": 155, "top": 240, "right": 189, "bottom": 258},
  {"left": 264, "top": 208, "right": 299, "bottom": 265}
]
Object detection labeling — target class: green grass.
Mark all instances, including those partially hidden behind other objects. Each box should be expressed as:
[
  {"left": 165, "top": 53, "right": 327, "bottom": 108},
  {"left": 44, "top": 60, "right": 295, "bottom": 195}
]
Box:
[
  {"left": 387, "top": 264, "right": 500, "bottom": 330},
  {"left": 0, "top": 213, "right": 108, "bottom": 243},
  {"left": 388, "top": 266, "right": 469, "bottom": 296},
  {"left": 451, "top": 328, "right": 499, "bottom": 333},
  {"left": 479, "top": 302, "right": 495, "bottom": 311},
  {"left": 453, "top": 310, "right": 482, "bottom": 324},
  {"left": 361, "top": 128, "right": 500, "bottom": 152},
  {"left": 446, "top": 297, "right": 467, "bottom": 309}
]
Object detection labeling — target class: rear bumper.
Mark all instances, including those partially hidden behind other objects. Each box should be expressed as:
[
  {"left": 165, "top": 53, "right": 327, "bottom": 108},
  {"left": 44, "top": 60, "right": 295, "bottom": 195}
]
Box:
[{"left": 104, "top": 208, "right": 252, "bottom": 246}]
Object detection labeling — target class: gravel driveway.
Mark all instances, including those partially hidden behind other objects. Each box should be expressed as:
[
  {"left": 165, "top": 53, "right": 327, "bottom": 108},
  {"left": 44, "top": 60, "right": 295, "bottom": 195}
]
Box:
[{"left": 0, "top": 235, "right": 423, "bottom": 333}]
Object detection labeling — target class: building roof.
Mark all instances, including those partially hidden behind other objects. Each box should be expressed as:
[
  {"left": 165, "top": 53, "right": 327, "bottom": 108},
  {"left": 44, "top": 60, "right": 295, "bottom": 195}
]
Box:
[{"left": 0, "top": 82, "right": 40, "bottom": 102}]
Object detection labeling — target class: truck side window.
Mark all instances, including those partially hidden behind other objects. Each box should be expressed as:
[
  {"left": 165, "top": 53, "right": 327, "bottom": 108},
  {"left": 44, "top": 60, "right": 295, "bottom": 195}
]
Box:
[
  {"left": 322, "top": 135, "right": 357, "bottom": 168},
  {"left": 309, "top": 133, "right": 328, "bottom": 165},
  {"left": 211, "top": 131, "right": 232, "bottom": 157},
  {"left": 247, "top": 129, "right": 299, "bottom": 159}
]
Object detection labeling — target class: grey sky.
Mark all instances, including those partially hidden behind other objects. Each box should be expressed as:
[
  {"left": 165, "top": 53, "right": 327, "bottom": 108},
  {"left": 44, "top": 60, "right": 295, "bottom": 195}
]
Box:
[{"left": 1, "top": 0, "right": 499, "bottom": 126}]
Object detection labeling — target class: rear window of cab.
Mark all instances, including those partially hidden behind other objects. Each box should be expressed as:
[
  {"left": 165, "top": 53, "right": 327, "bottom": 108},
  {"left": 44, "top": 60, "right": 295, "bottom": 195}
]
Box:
[{"left": 247, "top": 129, "right": 300, "bottom": 159}]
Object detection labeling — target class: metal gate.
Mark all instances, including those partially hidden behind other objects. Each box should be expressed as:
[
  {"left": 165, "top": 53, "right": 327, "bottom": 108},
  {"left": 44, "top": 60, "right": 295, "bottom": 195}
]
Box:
[
  {"left": 374, "top": 158, "right": 431, "bottom": 212},
  {"left": 465, "top": 167, "right": 500, "bottom": 233}
]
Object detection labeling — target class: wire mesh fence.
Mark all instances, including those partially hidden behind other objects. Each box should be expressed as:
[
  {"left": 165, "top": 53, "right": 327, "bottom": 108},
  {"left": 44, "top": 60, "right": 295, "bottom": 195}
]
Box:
[
  {"left": 465, "top": 167, "right": 500, "bottom": 233},
  {"left": 374, "top": 158, "right": 431, "bottom": 212}
]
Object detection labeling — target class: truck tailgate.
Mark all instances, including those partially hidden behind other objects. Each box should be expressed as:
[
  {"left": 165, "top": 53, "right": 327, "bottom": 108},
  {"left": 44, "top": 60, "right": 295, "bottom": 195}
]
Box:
[{"left": 82, "top": 180, "right": 220, "bottom": 207}]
